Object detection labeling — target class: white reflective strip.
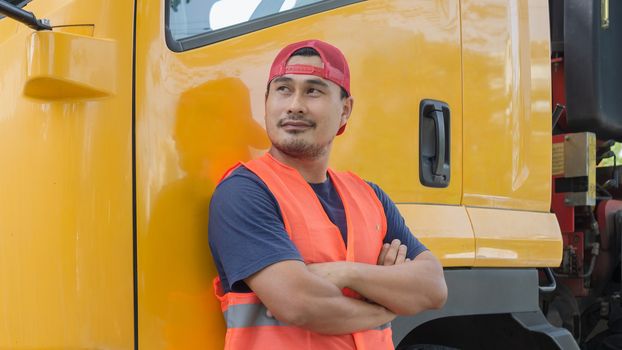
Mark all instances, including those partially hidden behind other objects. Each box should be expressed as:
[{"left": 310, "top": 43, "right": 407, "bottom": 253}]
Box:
[
  {"left": 223, "top": 303, "right": 286, "bottom": 328},
  {"left": 224, "top": 303, "right": 392, "bottom": 331},
  {"left": 373, "top": 322, "right": 392, "bottom": 331}
]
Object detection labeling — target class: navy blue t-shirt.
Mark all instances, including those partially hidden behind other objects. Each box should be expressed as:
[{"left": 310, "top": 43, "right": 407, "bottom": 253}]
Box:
[{"left": 208, "top": 166, "right": 427, "bottom": 293}]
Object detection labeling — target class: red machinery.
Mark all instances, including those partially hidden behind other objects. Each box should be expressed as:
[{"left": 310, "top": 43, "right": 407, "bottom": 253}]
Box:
[{"left": 546, "top": 1, "right": 622, "bottom": 348}]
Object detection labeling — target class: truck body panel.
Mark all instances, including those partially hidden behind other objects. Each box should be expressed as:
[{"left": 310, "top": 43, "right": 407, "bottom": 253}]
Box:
[
  {"left": 0, "top": 0, "right": 135, "bottom": 349},
  {"left": 0, "top": 0, "right": 575, "bottom": 348},
  {"left": 461, "top": 0, "right": 552, "bottom": 212}
]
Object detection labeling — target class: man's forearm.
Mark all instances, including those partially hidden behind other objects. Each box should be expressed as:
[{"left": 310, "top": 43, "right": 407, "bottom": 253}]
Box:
[
  {"left": 295, "top": 291, "right": 395, "bottom": 335},
  {"left": 342, "top": 252, "right": 447, "bottom": 315}
]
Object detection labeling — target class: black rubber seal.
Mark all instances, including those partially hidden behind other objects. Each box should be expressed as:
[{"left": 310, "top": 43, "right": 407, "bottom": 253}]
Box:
[{"left": 164, "top": 0, "right": 362, "bottom": 52}]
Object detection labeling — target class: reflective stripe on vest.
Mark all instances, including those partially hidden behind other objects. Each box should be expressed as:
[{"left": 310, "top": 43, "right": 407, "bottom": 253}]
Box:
[
  {"left": 214, "top": 153, "right": 392, "bottom": 350},
  {"left": 223, "top": 302, "right": 391, "bottom": 331}
]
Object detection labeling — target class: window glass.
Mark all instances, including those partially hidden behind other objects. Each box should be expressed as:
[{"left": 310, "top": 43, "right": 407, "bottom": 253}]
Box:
[{"left": 169, "top": 0, "right": 324, "bottom": 41}]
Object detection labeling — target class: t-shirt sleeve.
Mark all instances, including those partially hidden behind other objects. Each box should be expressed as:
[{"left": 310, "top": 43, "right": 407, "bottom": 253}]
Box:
[
  {"left": 367, "top": 182, "right": 428, "bottom": 259},
  {"left": 208, "top": 171, "right": 302, "bottom": 292}
]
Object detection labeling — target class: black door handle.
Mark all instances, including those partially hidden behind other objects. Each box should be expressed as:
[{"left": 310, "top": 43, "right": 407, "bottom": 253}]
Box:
[
  {"left": 420, "top": 100, "right": 450, "bottom": 188},
  {"left": 431, "top": 109, "right": 446, "bottom": 178}
]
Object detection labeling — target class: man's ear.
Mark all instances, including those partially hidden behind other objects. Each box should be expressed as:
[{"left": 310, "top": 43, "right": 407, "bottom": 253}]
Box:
[
  {"left": 336, "top": 97, "right": 353, "bottom": 136},
  {"left": 340, "top": 96, "right": 354, "bottom": 126}
]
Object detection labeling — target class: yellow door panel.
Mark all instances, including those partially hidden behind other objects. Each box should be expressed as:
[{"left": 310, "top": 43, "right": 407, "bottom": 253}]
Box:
[
  {"left": 330, "top": 0, "right": 463, "bottom": 205},
  {"left": 136, "top": 1, "right": 462, "bottom": 349},
  {"left": 397, "top": 204, "right": 475, "bottom": 267},
  {"left": 0, "top": 1, "right": 134, "bottom": 349},
  {"left": 461, "top": 0, "right": 552, "bottom": 212},
  {"left": 468, "top": 207, "right": 562, "bottom": 267}
]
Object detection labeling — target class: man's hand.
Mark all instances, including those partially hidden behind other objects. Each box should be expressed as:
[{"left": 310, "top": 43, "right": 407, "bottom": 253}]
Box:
[{"left": 377, "top": 239, "right": 410, "bottom": 266}]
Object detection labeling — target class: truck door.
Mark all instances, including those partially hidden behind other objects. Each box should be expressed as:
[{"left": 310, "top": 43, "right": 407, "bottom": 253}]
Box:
[
  {"left": 460, "top": 0, "right": 561, "bottom": 267},
  {"left": 135, "top": 1, "right": 466, "bottom": 349},
  {"left": 0, "top": 0, "right": 135, "bottom": 349}
]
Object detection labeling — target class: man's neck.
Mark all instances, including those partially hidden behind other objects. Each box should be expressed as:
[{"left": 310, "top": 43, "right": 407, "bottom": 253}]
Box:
[{"left": 268, "top": 147, "right": 330, "bottom": 183}]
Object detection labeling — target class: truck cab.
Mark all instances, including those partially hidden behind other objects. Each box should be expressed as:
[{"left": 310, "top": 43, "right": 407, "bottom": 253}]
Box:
[{"left": 1, "top": 0, "right": 618, "bottom": 349}]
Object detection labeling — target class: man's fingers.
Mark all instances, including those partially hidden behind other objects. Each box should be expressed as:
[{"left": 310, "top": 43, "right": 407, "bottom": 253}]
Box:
[
  {"left": 377, "top": 243, "right": 390, "bottom": 265},
  {"left": 266, "top": 309, "right": 273, "bottom": 318},
  {"left": 378, "top": 239, "right": 410, "bottom": 265},
  {"left": 395, "top": 244, "right": 408, "bottom": 264},
  {"left": 383, "top": 239, "right": 401, "bottom": 265}
]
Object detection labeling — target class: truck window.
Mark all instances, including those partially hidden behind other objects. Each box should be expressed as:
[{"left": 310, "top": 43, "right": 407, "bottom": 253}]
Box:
[{"left": 166, "top": 0, "right": 360, "bottom": 52}]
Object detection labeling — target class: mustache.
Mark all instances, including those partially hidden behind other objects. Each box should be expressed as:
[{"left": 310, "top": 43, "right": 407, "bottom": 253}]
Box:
[{"left": 277, "top": 115, "right": 317, "bottom": 128}]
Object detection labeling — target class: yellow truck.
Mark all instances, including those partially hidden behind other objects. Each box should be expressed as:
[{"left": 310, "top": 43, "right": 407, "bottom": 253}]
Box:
[{"left": 1, "top": 0, "right": 619, "bottom": 349}]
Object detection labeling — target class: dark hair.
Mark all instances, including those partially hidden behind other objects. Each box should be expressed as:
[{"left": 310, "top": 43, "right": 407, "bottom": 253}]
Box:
[
  {"left": 290, "top": 47, "right": 322, "bottom": 58},
  {"left": 267, "top": 47, "right": 349, "bottom": 99}
]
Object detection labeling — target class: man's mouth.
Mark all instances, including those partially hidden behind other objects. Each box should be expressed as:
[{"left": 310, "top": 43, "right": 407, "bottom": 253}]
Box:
[{"left": 278, "top": 118, "right": 316, "bottom": 132}]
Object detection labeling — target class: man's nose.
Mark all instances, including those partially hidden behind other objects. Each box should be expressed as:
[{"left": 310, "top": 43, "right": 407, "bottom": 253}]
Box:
[{"left": 287, "top": 92, "right": 307, "bottom": 115}]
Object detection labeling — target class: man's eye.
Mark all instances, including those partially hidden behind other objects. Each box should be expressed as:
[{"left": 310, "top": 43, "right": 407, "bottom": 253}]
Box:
[
  {"left": 276, "top": 85, "right": 290, "bottom": 92},
  {"left": 307, "top": 88, "right": 322, "bottom": 95}
]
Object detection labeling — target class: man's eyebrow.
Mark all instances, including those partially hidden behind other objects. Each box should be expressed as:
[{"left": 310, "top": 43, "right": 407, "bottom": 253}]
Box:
[
  {"left": 272, "top": 76, "right": 329, "bottom": 88},
  {"left": 305, "top": 78, "right": 329, "bottom": 88},
  {"left": 272, "top": 77, "right": 293, "bottom": 84}
]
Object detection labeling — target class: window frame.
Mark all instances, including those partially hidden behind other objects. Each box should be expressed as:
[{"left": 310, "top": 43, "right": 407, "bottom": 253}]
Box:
[
  {"left": 0, "top": 0, "right": 33, "bottom": 20},
  {"left": 165, "top": 0, "right": 363, "bottom": 52}
]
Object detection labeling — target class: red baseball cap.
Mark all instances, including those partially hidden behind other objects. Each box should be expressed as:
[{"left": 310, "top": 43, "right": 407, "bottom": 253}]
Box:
[{"left": 268, "top": 39, "right": 351, "bottom": 135}]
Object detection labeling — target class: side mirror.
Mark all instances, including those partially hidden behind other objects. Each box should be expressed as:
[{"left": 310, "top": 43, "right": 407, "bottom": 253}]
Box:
[{"left": 0, "top": 1, "right": 52, "bottom": 30}]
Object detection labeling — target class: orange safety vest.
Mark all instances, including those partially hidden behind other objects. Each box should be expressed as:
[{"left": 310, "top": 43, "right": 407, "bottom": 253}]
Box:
[{"left": 213, "top": 153, "right": 393, "bottom": 349}]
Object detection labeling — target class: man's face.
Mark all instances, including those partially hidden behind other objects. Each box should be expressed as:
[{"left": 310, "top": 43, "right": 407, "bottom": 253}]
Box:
[{"left": 265, "top": 55, "right": 352, "bottom": 160}]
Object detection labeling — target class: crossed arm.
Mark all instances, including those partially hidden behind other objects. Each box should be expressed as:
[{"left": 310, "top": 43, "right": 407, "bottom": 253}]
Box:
[
  {"left": 245, "top": 259, "right": 396, "bottom": 335},
  {"left": 308, "top": 244, "right": 447, "bottom": 315},
  {"left": 244, "top": 239, "right": 447, "bottom": 335}
]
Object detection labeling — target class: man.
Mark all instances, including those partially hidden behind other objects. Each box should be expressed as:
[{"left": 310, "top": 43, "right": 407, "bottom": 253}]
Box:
[{"left": 209, "top": 39, "right": 447, "bottom": 349}]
